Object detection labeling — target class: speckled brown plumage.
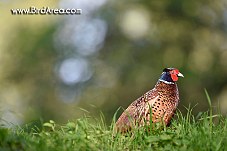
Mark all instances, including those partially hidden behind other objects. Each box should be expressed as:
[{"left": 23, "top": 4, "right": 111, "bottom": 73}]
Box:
[{"left": 116, "top": 68, "right": 183, "bottom": 133}]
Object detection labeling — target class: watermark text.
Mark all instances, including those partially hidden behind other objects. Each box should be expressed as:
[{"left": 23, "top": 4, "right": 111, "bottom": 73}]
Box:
[{"left": 11, "top": 6, "right": 82, "bottom": 15}]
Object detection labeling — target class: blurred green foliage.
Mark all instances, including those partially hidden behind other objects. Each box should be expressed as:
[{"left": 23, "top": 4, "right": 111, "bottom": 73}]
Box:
[{"left": 0, "top": 0, "right": 227, "bottom": 126}]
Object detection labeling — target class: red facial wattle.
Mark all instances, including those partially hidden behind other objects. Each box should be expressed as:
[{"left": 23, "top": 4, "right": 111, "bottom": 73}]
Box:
[{"left": 170, "top": 69, "right": 179, "bottom": 82}]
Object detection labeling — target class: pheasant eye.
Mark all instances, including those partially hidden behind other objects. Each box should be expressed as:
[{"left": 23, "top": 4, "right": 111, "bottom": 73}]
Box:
[{"left": 171, "top": 69, "right": 179, "bottom": 75}]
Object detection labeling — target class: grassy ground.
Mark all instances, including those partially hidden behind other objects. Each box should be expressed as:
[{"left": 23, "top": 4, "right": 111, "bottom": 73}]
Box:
[
  {"left": 0, "top": 93, "right": 227, "bottom": 150},
  {"left": 0, "top": 108, "right": 227, "bottom": 151}
]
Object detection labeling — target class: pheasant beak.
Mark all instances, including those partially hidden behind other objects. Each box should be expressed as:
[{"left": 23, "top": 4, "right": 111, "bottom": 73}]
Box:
[{"left": 177, "top": 72, "right": 184, "bottom": 78}]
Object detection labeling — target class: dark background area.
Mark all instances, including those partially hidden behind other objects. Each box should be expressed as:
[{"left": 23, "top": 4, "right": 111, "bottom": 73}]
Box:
[{"left": 0, "top": 0, "right": 227, "bottom": 126}]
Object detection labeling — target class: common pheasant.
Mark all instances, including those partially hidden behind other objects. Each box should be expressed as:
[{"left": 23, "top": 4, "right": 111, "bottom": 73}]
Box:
[{"left": 116, "top": 68, "right": 184, "bottom": 133}]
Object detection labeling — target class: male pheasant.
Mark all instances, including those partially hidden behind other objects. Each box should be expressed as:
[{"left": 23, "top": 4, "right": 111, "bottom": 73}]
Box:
[{"left": 116, "top": 68, "right": 184, "bottom": 133}]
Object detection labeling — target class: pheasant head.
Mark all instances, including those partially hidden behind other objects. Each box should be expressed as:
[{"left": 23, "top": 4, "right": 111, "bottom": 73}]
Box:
[{"left": 159, "top": 68, "right": 184, "bottom": 84}]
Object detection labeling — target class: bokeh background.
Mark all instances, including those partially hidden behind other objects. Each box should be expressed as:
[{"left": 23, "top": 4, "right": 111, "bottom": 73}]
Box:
[{"left": 1, "top": 0, "right": 227, "bottom": 126}]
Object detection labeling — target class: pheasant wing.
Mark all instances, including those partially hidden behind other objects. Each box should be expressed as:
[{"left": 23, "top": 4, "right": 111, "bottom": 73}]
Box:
[{"left": 116, "top": 88, "right": 159, "bottom": 132}]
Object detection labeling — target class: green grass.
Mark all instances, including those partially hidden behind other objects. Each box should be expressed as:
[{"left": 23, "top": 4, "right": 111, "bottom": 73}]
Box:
[
  {"left": 0, "top": 110, "right": 227, "bottom": 151},
  {"left": 1, "top": 94, "right": 227, "bottom": 150}
]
